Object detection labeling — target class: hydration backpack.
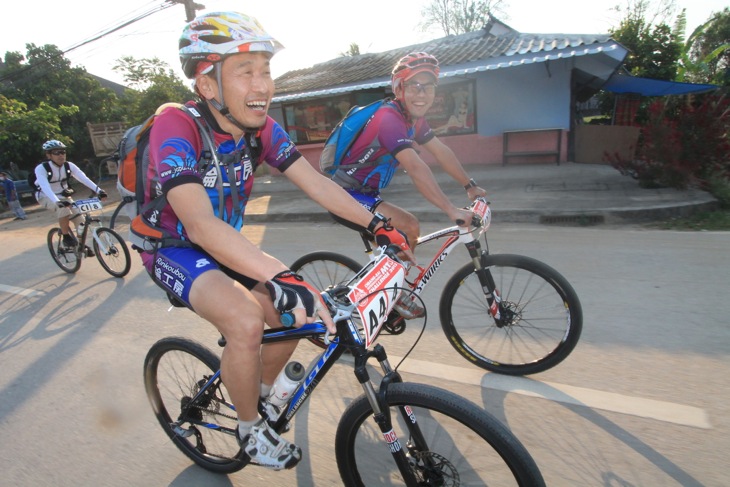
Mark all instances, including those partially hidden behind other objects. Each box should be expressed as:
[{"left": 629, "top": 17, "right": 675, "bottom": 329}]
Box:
[
  {"left": 28, "top": 161, "right": 72, "bottom": 191},
  {"left": 319, "top": 98, "right": 389, "bottom": 175}
]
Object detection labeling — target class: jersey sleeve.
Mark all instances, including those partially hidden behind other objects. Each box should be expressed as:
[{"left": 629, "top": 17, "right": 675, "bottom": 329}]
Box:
[
  {"left": 414, "top": 118, "right": 435, "bottom": 145},
  {"left": 376, "top": 107, "right": 414, "bottom": 157},
  {"left": 259, "top": 116, "right": 301, "bottom": 172},
  {"left": 149, "top": 107, "right": 205, "bottom": 195}
]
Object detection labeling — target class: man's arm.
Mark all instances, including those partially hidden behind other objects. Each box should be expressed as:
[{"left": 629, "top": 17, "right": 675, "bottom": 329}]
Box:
[
  {"left": 395, "top": 147, "right": 471, "bottom": 224},
  {"left": 167, "top": 182, "right": 288, "bottom": 282},
  {"left": 421, "top": 136, "right": 486, "bottom": 200}
]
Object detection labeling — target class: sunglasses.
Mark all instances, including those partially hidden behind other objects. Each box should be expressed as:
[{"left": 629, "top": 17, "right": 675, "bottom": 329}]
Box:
[
  {"left": 404, "top": 82, "right": 437, "bottom": 95},
  {"left": 50, "top": 150, "right": 66, "bottom": 156}
]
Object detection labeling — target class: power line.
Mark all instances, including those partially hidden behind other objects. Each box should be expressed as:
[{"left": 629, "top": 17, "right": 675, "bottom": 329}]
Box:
[{"left": 0, "top": 1, "right": 177, "bottom": 86}]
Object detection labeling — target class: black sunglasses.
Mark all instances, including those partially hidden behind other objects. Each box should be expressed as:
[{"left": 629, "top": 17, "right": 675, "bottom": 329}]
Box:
[{"left": 50, "top": 150, "right": 66, "bottom": 156}]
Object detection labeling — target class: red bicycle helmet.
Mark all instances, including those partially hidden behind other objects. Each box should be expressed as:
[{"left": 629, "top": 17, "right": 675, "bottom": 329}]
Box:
[{"left": 391, "top": 52, "right": 440, "bottom": 92}]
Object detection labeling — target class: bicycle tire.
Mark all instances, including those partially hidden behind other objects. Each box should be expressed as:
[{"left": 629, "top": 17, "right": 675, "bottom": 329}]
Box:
[
  {"left": 290, "top": 250, "right": 362, "bottom": 290},
  {"left": 108, "top": 198, "right": 131, "bottom": 235},
  {"left": 335, "top": 382, "right": 545, "bottom": 486},
  {"left": 440, "top": 253, "right": 583, "bottom": 375},
  {"left": 92, "top": 227, "right": 131, "bottom": 277},
  {"left": 46, "top": 227, "right": 81, "bottom": 273},
  {"left": 290, "top": 251, "right": 362, "bottom": 349},
  {"left": 143, "top": 337, "right": 245, "bottom": 474}
]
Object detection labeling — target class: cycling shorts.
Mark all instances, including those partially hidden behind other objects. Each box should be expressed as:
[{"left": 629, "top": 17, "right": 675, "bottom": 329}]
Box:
[
  {"left": 328, "top": 189, "right": 384, "bottom": 232},
  {"left": 144, "top": 246, "right": 258, "bottom": 309}
]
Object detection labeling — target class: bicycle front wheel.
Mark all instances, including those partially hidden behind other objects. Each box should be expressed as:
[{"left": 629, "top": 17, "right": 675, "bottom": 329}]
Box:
[
  {"left": 143, "top": 337, "right": 245, "bottom": 474},
  {"left": 46, "top": 228, "right": 81, "bottom": 273},
  {"left": 335, "top": 382, "right": 544, "bottom": 486},
  {"left": 440, "top": 253, "right": 583, "bottom": 375},
  {"left": 93, "top": 227, "right": 131, "bottom": 277}
]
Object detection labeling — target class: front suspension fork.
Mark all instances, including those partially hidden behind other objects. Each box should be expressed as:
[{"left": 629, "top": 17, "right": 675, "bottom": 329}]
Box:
[
  {"left": 465, "top": 239, "right": 505, "bottom": 323},
  {"left": 354, "top": 345, "right": 426, "bottom": 486}
]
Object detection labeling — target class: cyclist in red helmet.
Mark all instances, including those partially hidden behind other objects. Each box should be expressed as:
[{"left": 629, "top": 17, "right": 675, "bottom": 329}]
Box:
[
  {"left": 330, "top": 52, "right": 487, "bottom": 319},
  {"left": 141, "top": 11, "right": 411, "bottom": 471}
]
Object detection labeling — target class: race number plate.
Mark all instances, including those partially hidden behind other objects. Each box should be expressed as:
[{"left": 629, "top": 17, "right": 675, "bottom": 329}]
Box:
[
  {"left": 75, "top": 198, "right": 103, "bottom": 213},
  {"left": 473, "top": 198, "right": 491, "bottom": 230},
  {"left": 347, "top": 255, "right": 406, "bottom": 347}
]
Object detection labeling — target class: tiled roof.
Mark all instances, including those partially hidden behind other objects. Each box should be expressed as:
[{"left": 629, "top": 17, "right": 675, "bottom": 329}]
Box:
[{"left": 273, "top": 16, "right": 616, "bottom": 101}]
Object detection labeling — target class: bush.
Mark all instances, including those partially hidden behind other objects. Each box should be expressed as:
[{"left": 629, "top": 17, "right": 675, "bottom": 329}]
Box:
[{"left": 607, "top": 92, "right": 730, "bottom": 191}]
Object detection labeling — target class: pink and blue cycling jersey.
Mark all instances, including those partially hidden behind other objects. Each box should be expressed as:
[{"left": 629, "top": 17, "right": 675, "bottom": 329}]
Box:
[
  {"left": 332, "top": 100, "right": 434, "bottom": 193},
  {"left": 144, "top": 103, "right": 300, "bottom": 242}
]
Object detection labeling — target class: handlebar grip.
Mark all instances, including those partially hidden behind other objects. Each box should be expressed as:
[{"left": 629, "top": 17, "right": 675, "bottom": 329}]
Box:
[{"left": 280, "top": 312, "right": 296, "bottom": 327}]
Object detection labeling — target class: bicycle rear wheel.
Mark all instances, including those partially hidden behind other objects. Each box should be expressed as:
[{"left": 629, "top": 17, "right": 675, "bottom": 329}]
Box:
[
  {"left": 108, "top": 197, "right": 133, "bottom": 236},
  {"left": 143, "top": 337, "right": 245, "bottom": 474},
  {"left": 46, "top": 228, "right": 81, "bottom": 273},
  {"left": 290, "top": 250, "right": 361, "bottom": 291},
  {"left": 335, "top": 382, "right": 544, "bottom": 486},
  {"left": 290, "top": 251, "right": 362, "bottom": 349},
  {"left": 92, "top": 227, "right": 131, "bottom": 277},
  {"left": 440, "top": 253, "right": 582, "bottom": 375}
]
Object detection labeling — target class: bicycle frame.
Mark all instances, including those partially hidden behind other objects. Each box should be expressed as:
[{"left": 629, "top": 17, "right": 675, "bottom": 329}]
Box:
[
  {"left": 69, "top": 198, "right": 115, "bottom": 255},
  {"left": 176, "top": 253, "right": 430, "bottom": 483},
  {"left": 358, "top": 197, "right": 503, "bottom": 320}
]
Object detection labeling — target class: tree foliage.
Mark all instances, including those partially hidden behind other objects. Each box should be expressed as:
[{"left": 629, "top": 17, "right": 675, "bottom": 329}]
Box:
[
  {"left": 0, "top": 95, "right": 79, "bottom": 171},
  {"left": 686, "top": 8, "right": 730, "bottom": 86},
  {"left": 339, "top": 43, "right": 361, "bottom": 57},
  {"left": 420, "top": 0, "right": 509, "bottom": 36},
  {"left": 0, "top": 44, "right": 120, "bottom": 170},
  {"left": 113, "top": 56, "right": 195, "bottom": 125}
]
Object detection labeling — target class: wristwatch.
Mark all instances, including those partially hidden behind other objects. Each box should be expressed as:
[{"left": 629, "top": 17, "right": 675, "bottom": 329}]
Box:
[{"left": 464, "top": 178, "right": 478, "bottom": 190}]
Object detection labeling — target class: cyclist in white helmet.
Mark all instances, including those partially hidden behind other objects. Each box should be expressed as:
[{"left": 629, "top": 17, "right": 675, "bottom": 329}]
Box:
[
  {"left": 141, "top": 11, "right": 411, "bottom": 470},
  {"left": 33, "top": 140, "right": 107, "bottom": 254}
]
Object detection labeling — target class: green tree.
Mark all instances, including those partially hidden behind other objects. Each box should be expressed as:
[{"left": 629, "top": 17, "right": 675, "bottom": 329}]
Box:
[
  {"left": 0, "top": 95, "right": 78, "bottom": 173},
  {"left": 686, "top": 8, "right": 730, "bottom": 86},
  {"left": 113, "top": 56, "right": 194, "bottom": 125},
  {"left": 1, "top": 44, "right": 123, "bottom": 162},
  {"left": 339, "top": 43, "right": 361, "bottom": 57},
  {"left": 420, "top": 0, "right": 509, "bottom": 36}
]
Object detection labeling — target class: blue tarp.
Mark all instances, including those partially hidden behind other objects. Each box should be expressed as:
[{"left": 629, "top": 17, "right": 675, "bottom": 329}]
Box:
[{"left": 603, "top": 72, "right": 719, "bottom": 96}]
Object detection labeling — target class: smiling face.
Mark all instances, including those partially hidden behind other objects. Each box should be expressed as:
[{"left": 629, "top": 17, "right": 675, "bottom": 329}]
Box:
[
  {"left": 197, "top": 51, "right": 274, "bottom": 133},
  {"left": 397, "top": 71, "right": 438, "bottom": 119}
]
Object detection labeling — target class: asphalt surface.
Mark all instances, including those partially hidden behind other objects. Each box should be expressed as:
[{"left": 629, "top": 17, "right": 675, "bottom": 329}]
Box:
[{"left": 2, "top": 162, "right": 718, "bottom": 225}]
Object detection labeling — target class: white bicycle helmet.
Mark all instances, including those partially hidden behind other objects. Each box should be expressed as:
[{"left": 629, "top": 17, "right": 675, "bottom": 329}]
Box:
[
  {"left": 179, "top": 12, "right": 284, "bottom": 79},
  {"left": 42, "top": 140, "right": 67, "bottom": 152}
]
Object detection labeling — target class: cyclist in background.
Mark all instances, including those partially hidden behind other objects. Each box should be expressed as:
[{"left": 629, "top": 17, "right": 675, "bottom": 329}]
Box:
[
  {"left": 329, "top": 52, "right": 487, "bottom": 319},
  {"left": 140, "top": 11, "right": 410, "bottom": 471},
  {"left": 33, "top": 140, "right": 107, "bottom": 253}
]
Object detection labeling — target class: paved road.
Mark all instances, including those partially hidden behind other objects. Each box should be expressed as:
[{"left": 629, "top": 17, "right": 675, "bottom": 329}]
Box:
[{"left": 0, "top": 211, "right": 728, "bottom": 486}]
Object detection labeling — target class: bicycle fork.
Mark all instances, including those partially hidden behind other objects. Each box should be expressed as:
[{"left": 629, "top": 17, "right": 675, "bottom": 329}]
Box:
[
  {"left": 465, "top": 239, "right": 506, "bottom": 323},
  {"left": 355, "top": 344, "right": 437, "bottom": 486}
]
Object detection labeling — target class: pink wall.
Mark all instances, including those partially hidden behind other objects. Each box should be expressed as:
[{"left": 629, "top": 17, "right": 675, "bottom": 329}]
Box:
[{"left": 266, "top": 131, "right": 568, "bottom": 175}]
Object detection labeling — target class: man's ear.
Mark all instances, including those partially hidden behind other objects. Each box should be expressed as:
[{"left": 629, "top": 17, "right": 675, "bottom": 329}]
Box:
[{"left": 195, "top": 75, "right": 216, "bottom": 100}]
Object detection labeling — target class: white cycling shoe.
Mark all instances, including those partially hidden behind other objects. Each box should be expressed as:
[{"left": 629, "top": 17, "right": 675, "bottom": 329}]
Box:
[
  {"left": 393, "top": 292, "right": 425, "bottom": 320},
  {"left": 238, "top": 419, "right": 301, "bottom": 471}
]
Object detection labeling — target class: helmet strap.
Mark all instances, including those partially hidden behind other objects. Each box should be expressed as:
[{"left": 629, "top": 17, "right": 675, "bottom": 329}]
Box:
[{"left": 207, "top": 63, "right": 257, "bottom": 133}]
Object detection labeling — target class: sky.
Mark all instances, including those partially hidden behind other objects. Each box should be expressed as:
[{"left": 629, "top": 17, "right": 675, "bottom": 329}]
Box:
[{"left": 2, "top": 0, "right": 728, "bottom": 86}]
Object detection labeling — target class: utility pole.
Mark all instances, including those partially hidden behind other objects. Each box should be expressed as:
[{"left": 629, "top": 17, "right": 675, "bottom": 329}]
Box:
[{"left": 170, "top": 0, "right": 205, "bottom": 22}]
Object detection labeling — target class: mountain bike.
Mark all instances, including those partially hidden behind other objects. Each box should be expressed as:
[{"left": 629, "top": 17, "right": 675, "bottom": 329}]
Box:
[
  {"left": 291, "top": 196, "right": 582, "bottom": 376},
  {"left": 47, "top": 197, "right": 131, "bottom": 278},
  {"left": 143, "top": 246, "right": 545, "bottom": 485}
]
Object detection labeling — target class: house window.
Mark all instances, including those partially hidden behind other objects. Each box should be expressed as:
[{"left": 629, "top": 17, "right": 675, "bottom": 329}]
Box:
[
  {"left": 427, "top": 80, "right": 476, "bottom": 136},
  {"left": 282, "top": 91, "right": 386, "bottom": 145}
]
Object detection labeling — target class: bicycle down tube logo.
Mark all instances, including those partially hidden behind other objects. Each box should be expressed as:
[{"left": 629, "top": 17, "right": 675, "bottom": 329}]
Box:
[{"left": 348, "top": 255, "right": 405, "bottom": 347}]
